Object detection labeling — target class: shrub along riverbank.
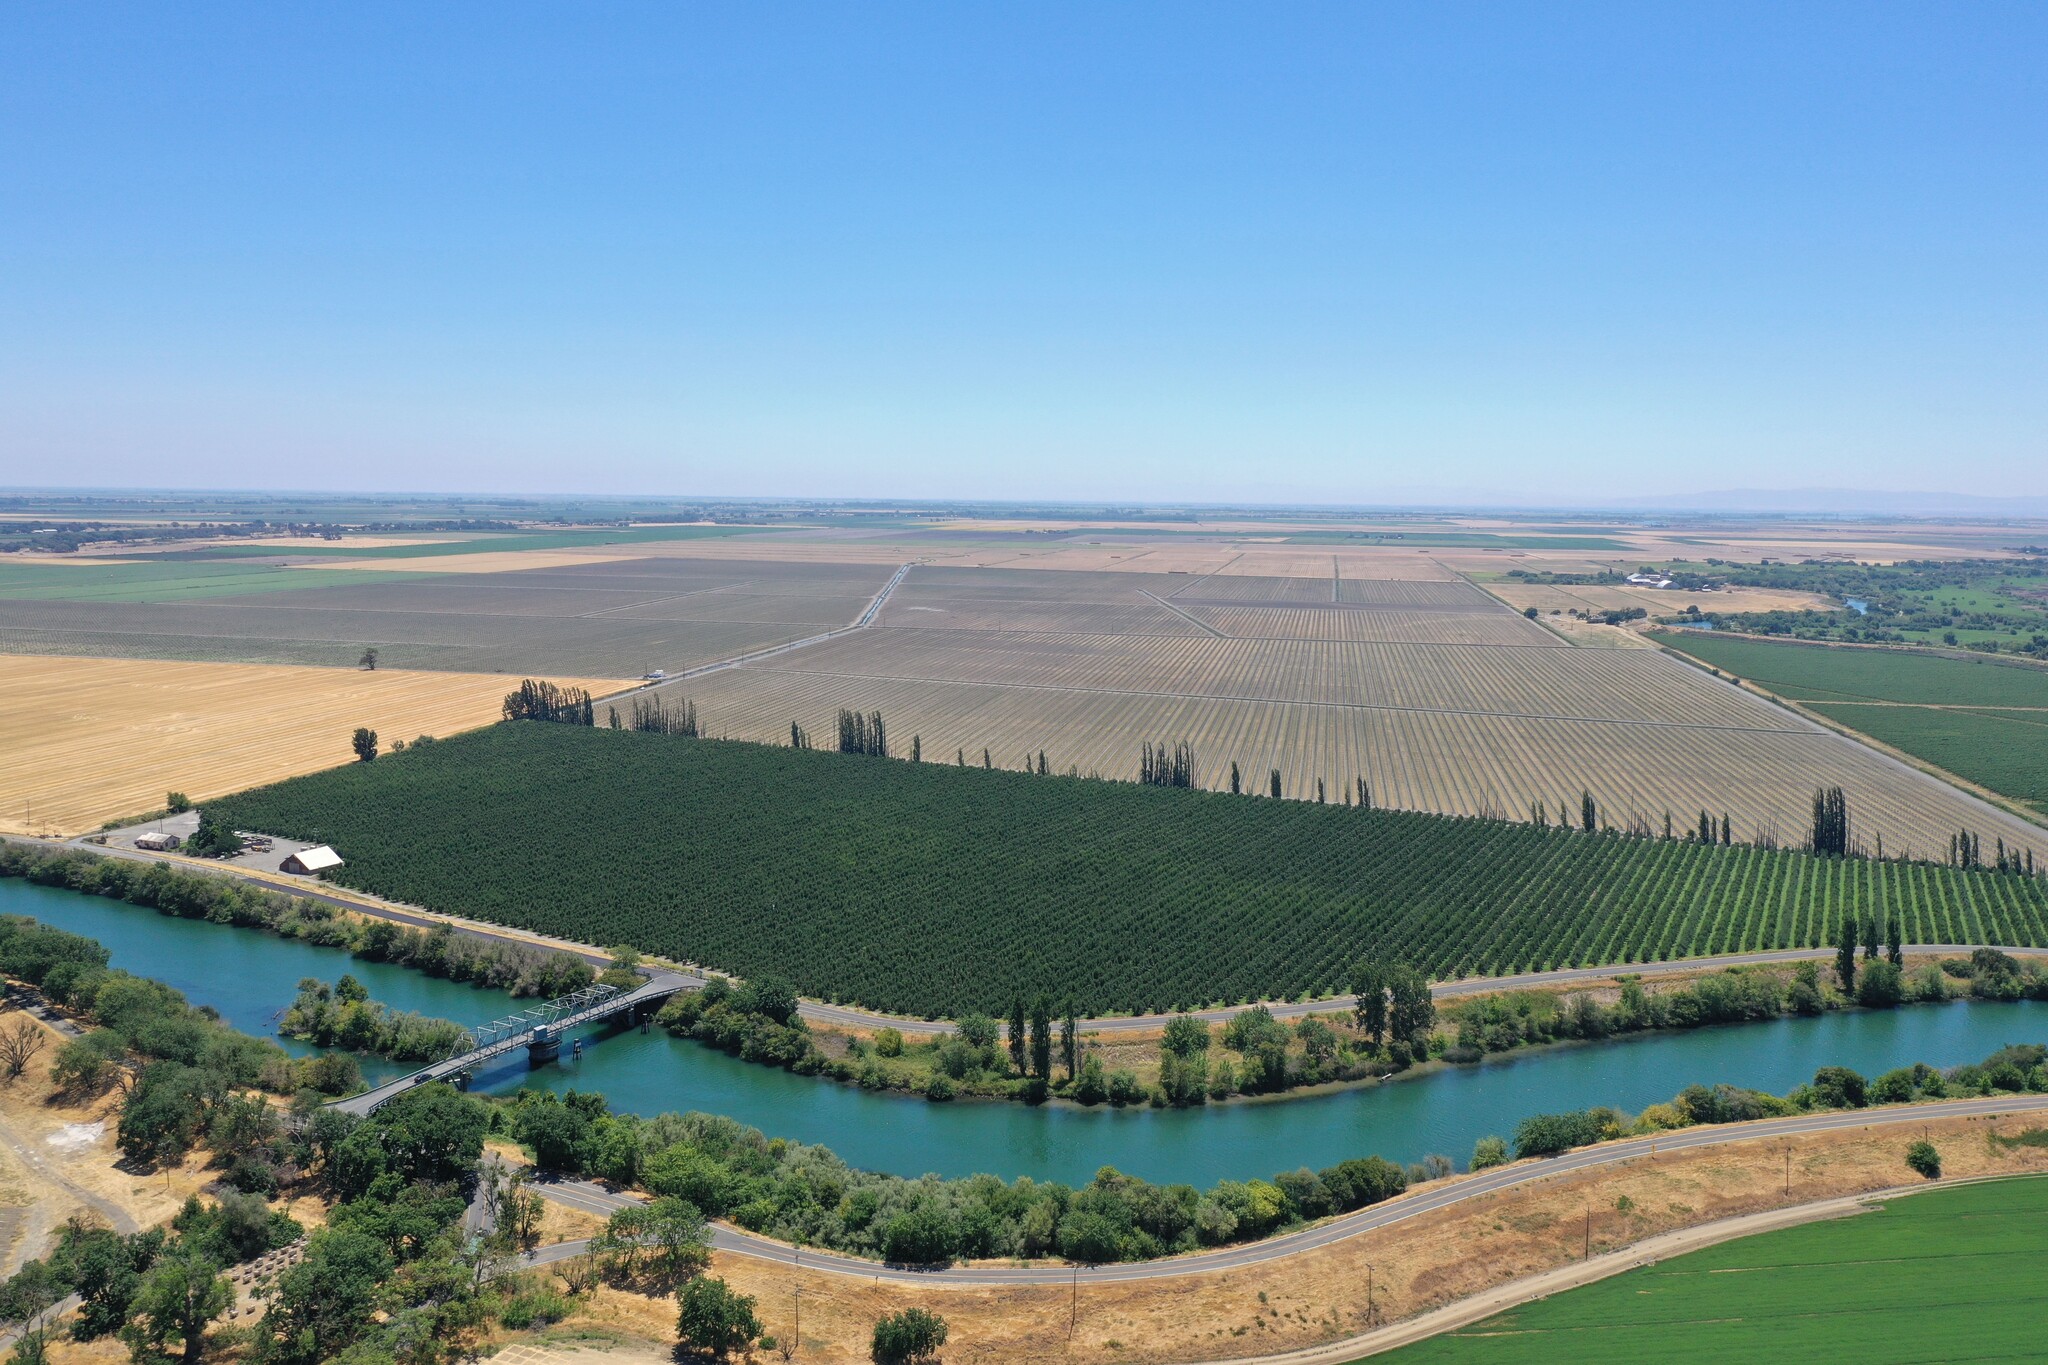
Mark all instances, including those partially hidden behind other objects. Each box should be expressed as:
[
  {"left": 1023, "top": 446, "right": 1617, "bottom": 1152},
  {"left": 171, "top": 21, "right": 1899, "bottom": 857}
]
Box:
[
  {"left": 0, "top": 840, "right": 599, "bottom": 998},
  {"left": 497, "top": 1037, "right": 2048, "bottom": 1268}
]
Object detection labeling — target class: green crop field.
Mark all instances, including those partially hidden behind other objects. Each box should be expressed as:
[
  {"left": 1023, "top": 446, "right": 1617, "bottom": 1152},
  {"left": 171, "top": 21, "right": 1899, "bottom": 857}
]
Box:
[
  {"left": 1655, "top": 633, "right": 2048, "bottom": 817},
  {"left": 1804, "top": 704, "right": 2048, "bottom": 816},
  {"left": 1377, "top": 1175, "right": 2048, "bottom": 1364},
  {"left": 1655, "top": 632, "right": 2048, "bottom": 708},
  {"left": 208, "top": 723, "right": 2048, "bottom": 1017}
]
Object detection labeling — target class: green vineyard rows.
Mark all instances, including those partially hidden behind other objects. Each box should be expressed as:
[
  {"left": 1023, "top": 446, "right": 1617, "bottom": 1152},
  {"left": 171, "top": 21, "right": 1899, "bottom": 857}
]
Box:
[{"left": 209, "top": 724, "right": 2048, "bottom": 1018}]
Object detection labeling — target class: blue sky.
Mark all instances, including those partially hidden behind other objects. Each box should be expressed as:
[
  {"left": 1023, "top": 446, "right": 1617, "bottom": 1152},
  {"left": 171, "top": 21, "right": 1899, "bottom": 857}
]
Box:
[{"left": 3, "top": 4, "right": 2043, "bottom": 505}]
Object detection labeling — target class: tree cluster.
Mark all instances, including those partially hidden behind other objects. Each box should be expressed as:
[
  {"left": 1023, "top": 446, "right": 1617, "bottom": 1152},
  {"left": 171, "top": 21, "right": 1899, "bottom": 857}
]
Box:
[
  {"left": 501, "top": 1089, "right": 1414, "bottom": 1268},
  {"left": 1811, "top": 785, "right": 1851, "bottom": 857},
  {"left": 1138, "top": 741, "right": 1195, "bottom": 788},
  {"left": 1509, "top": 1041, "right": 2048, "bottom": 1161},
  {"left": 627, "top": 695, "right": 700, "bottom": 737},
  {"left": 837, "top": 709, "right": 889, "bottom": 757},
  {"left": 280, "top": 975, "right": 470, "bottom": 1065},
  {"left": 502, "top": 678, "right": 596, "bottom": 725}
]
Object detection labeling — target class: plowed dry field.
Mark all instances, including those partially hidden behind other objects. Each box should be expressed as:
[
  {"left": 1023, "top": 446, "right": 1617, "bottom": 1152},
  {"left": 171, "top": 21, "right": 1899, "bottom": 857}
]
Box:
[
  {"left": 0, "top": 655, "right": 630, "bottom": 834},
  {"left": 647, "top": 562, "right": 2048, "bottom": 863}
]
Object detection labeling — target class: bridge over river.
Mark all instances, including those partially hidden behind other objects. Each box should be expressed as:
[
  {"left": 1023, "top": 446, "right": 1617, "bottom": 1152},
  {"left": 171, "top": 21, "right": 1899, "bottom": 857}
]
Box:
[{"left": 330, "top": 971, "right": 693, "bottom": 1116}]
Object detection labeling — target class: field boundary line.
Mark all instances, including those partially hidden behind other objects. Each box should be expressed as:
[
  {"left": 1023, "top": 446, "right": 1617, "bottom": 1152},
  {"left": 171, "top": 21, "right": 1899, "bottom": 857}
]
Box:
[
  {"left": 640, "top": 561, "right": 916, "bottom": 685},
  {"left": 1136, "top": 589, "right": 1230, "bottom": 637},
  {"left": 1163, "top": 551, "right": 1243, "bottom": 600}
]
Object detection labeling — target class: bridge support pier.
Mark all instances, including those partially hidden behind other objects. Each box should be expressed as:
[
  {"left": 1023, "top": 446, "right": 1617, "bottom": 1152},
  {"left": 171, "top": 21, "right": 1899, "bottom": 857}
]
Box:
[{"left": 527, "top": 1025, "right": 560, "bottom": 1066}]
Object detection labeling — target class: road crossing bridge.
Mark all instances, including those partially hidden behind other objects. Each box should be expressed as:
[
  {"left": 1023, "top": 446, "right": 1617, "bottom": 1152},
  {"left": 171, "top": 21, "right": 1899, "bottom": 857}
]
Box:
[{"left": 329, "top": 971, "right": 693, "bottom": 1116}]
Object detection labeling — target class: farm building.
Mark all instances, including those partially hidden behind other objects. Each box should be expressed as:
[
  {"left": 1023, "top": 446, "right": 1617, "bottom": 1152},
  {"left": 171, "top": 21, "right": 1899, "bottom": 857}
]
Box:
[
  {"left": 133, "top": 831, "right": 181, "bottom": 851},
  {"left": 280, "top": 844, "right": 344, "bottom": 874}
]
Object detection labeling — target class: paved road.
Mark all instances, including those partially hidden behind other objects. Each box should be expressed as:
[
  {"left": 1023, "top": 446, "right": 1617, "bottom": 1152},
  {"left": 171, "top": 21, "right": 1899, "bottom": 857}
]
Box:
[{"left": 519, "top": 1092, "right": 2048, "bottom": 1285}]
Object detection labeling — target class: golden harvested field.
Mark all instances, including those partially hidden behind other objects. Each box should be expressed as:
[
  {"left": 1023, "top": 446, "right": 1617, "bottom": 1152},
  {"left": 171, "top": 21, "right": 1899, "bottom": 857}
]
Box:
[
  {"left": 1483, "top": 581, "right": 1836, "bottom": 618},
  {"left": 0, "top": 655, "right": 631, "bottom": 834}
]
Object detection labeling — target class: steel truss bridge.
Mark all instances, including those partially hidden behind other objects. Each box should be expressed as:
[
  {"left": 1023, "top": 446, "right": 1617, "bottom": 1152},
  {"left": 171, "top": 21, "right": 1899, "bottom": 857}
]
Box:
[{"left": 329, "top": 971, "right": 693, "bottom": 1116}]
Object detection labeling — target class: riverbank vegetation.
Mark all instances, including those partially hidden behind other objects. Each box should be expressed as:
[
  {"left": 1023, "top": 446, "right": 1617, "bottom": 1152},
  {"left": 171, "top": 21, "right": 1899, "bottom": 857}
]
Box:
[
  {"left": 497, "top": 1034, "right": 2048, "bottom": 1271},
  {"left": 0, "top": 839, "right": 598, "bottom": 998},
  {"left": 1504, "top": 1041, "right": 2047, "bottom": 1160},
  {"left": 205, "top": 723, "right": 2048, "bottom": 1018},
  {"left": 1437, "top": 948, "right": 2048, "bottom": 1066},
  {"left": 655, "top": 970, "right": 1432, "bottom": 1107},
  {"left": 503, "top": 1085, "right": 1417, "bottom": 1266},
  {"left": 0, "top": 913, "right": 371, "bottom": 1172}
]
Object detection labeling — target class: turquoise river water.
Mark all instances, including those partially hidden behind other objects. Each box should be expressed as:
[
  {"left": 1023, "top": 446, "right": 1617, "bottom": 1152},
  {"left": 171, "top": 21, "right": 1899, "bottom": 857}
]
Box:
[{"left": 10, "top": 878, "right": 2045, "bottom": 1188}]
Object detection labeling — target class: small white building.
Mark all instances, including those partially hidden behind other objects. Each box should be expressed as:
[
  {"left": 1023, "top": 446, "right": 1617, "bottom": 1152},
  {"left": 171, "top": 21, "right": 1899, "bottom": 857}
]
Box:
[
  {"left": 280, "top": 845, "right": 345, "bottom": 875},
  {"left": 1626, "top": 573, "right": 1675, "bottom": 588}
]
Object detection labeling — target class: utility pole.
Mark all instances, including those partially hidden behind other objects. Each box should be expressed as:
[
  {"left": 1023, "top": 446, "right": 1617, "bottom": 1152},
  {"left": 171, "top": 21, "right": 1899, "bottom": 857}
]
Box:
[
  {"left": 1583, "top": 1207, "right": 1590, "bottom": 1259},
  {"left": 1365, "top": 1263, "right": 1374, "bottom": 1325},
  {"left": 1784, "top": 1147, "right": 1791, "bottom": 1197},
  {"left": 1069, "top": 1265, "right": 1079, "bottom": 1341},
  {"left": 792, "top": 1288, "right": 800, "bottom": 1357}
]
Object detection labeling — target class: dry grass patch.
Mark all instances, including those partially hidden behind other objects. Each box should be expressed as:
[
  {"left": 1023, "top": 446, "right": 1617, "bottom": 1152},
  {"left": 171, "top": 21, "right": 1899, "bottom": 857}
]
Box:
[
  {"left": 0, "top": 655, "right": 631, "bottom": 834},
  {"left": 542, "top": 1111, "right": 2048, "bottom": 1365}
]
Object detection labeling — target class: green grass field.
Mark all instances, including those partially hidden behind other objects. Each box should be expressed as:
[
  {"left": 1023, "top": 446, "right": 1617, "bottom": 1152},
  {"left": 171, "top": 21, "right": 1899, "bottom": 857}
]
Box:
[
  {"left": 1377, "top": 1175, "right": 2048, "bottom": 1364},
  {"left": 1654, "top": 633, "right": 2048, "bottom": 818},
  {"left": 208, "top": 722, "right": 2048, "bottom": 1017},
  {"left": 1654, "top": 632, "right": 2048, "bottom": 708}
]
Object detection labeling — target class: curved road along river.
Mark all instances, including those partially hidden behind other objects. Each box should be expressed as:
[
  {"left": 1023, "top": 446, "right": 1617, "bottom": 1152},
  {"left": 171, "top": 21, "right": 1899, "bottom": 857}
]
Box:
[{"left": 521, "top": 1091, "right": 2048, "bottom": 1285}]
